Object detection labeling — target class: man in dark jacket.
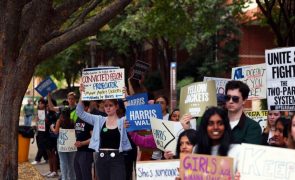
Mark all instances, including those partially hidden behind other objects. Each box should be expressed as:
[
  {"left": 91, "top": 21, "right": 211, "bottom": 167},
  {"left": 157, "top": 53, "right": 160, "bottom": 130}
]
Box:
[{"left": 225, "top": 80, "right": 261, "bottom": 144}]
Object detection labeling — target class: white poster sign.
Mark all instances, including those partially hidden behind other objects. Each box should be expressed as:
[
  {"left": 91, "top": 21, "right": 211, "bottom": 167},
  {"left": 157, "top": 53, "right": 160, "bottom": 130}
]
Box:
[
  {"left": 150, "top": 117, "right": 196, "bottom": 154},
  {"left": 244, "top": 110, "right": 268, "bottom": 132},
  {"left": 203, "top": 77, "right": 230, "bottom": 96},
  {"left": 239, "top": 143, "right": 295, "bottom": 180},
  {"left": 57, "top": 129, "right": 77, "bottom": 152},
  {"left": 232, "top": 63, "right": 267, "bottom": 99},
  {"left": 81, "top": 68, "right": 125, "bottom": 100},
  {"left": 37, "top": 110, "right": 46, "bottom": 132},
  {"left": 137, "top": 160, "right": 180, "bottom": 180},
  {"left": 265, "top": 47, "right": 295, "bottom": 111}
]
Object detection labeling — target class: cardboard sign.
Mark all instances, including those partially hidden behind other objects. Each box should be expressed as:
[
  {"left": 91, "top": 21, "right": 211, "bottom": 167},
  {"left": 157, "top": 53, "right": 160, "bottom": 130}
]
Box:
[
  {"left": 126, "top": 104, "right": 163, "bottom": 132},
  {"left": 232, "top": 63, "right": 267, "bottom": 100},
  {"left": 37, "top": 110, "right": 45, "bottom": 132},
  {"left": 179, "top": 81, "right": 217, "bottom": 117},
  {"left": 57, "top": 129, "right": 77, "bottom": 152},
  {"left": 244, "top": 110, "right": 268, "bottom": 132},
  {"left": 136, "top": 160, "right": 180, "bottom": 180},
  {"left": 265, "top": 47, "right": 295, "bottom": 111},
  {"left": 150, "top": 118, "right": 197, "bottom": 154},
  {"left": 203, "top": 77, "right": 230, "bottom": 96},
  {"left": 131, "top": 60, "right": 150, "bottom": 80},
  {"left": 81, "top": 68, "right": 125, "bottom": 100},
  {"left": 126, "top": 93, "right": 148, "bottom": 106},
  {"left": 35, "top": 77, "right": 57, "bottom": 97},
  {"left": 180, "top": 153, "right": 234, "bottom": 180},
  {"left": 239, "top": 143, "right": 295, "bottom": 180}
]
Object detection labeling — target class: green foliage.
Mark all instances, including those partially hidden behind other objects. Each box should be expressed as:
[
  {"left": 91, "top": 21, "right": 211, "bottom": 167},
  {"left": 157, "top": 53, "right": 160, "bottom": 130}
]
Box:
[{"left": 35, "top": 40, "right": 88, "bottom": 88}]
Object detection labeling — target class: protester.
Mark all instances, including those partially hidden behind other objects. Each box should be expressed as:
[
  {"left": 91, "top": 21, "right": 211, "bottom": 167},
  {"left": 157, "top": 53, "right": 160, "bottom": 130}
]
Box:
[
  {"left": 225, "top": 80, "right": 261, "bottom": 144},
  {"left": 261, "top": 110, "right": 281, "bottom": 145},
  {"left": 74, "top": 101, "right": 94, "bottom": 180},
  {"left": 51, "top": 107, "right": 76, "bottom": 180},
  {"left": 31, "top": 98, "right": 48, "bottom": 165},
  {"left": 195, "top": 107, "right": 240, "bottom": 174},
  {"left": 23, "top": 98, "right": 34, "bottom": 126},
  {"left": 169, "top": 109, "right": 180, "bottom": 122},
  {"left": 270, "top": 117, "right": 290, "bottom": 148},
  {"left": 287, "top": 114, "right": 295, "bottom": 149},
  {"left": 164, "top": 129, "right": 198, "bottom": 159},
  {"left": 43, "top": 99, "right": 59, "bottom": 178},
  {"left": 155, "top": 95, "right": 169, "bottom": 120},
  {"left": 76, "top": 84, "right": 132, "bottom": 180}
]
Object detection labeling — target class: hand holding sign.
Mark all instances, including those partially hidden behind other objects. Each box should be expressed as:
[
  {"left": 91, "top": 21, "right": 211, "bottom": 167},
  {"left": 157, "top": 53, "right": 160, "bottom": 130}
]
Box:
[{"left": 180, "top": 114, "right": 193, "bottom": 130}]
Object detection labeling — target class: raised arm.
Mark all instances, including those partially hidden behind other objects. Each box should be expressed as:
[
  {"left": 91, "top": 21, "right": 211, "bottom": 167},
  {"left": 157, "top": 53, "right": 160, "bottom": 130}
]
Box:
[
  {"left": 47, "top": 93, "right": 60, "bottom": 113},
  {"left": 128, "top": 131, "right": 157, "bottom": 149}
]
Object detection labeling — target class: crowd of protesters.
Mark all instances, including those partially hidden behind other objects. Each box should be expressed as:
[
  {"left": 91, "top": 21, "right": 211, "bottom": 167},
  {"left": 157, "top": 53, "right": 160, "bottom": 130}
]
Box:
[{"left": 23, "top": 77, "right": 295, "bottom": 180}]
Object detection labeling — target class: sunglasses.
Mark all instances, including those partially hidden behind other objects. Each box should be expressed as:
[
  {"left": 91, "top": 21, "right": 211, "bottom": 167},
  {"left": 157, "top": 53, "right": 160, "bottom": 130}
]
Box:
[{"left": 225, "top": 95, "right": 240, "bottom": 103}]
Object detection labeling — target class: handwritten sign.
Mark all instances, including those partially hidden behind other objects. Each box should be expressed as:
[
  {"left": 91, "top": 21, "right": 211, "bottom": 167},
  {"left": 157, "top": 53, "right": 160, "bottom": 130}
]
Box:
[
  {"left": 239, "top": 143, "right": 295, "bottom": 180},
  {"left": 57, "top": 129, "right": 77, "bottom": 152},
  {"left": 203, "top": 77, "right": 230, "bottom": 96},
  {"left": 137, "top": 160, "right": 180, "bottom": 180},
  {"left": 232, "top": 63, "right": 266, "bottom": 100},
  {"left": 131, "top": 60, "right": 150, "bottom": 80},
  {"left": 150, "top": 118, "right": 196, "bottom": 154},
  {"left": 37, "top": 110, "right": 45, "bottom": 132},
  {"left": 35, "top": 77, "right": 57, "bottom": 97},
  {"left": 265, "top": 47, "right": 295, "bottom": 111},
  {"left": 126, "top": 104, "right": 162, "bottom": 132},
  {"left": 180, "top": 153, "right": 233, "bottom": 180},
  {"left": 179, "top": 81, "right": 217, "bottom": 117},
  {"left": 245, "top": 110, "right": 268, "bottom": 132},
  {"left": 81, "top": 68, "right": 125, "bottom": 100},
  {"left": 126, "top": 93, "right": 148, "bottom": 106}
]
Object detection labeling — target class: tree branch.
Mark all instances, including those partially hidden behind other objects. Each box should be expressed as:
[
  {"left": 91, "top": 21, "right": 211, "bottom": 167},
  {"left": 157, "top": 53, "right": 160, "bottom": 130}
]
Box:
[
  {"left": 38, "top": 0, "right": 131, "bottom": 61},
  {"left": 50, "top": 0, "right": 102, "bottom": 39},
  {"left": 51, "top": 0, "right": 91, "bottom": 32}
]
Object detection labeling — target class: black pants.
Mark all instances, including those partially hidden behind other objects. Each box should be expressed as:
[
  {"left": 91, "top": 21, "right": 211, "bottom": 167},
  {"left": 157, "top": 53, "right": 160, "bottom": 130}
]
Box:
[
  {"left": 74, "top": 151, "right": 93, "bottom": 180},
  {"left": 95, "top": 150, "right": 126, "bottom": 180},
  {"left": 35, "top": 132, "right": 48, "bottom": 161}
]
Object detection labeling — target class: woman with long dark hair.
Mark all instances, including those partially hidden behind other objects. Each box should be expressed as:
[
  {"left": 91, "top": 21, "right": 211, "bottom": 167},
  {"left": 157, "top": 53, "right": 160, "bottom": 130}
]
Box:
[{"left": 195, "top": 107, "right": 240, "bottom": 173}]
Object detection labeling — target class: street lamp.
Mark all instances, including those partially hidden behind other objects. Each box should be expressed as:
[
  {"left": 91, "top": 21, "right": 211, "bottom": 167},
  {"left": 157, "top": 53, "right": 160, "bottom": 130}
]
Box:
[{"left": 86, "top": 36, "right": 100, "bottom": 67}]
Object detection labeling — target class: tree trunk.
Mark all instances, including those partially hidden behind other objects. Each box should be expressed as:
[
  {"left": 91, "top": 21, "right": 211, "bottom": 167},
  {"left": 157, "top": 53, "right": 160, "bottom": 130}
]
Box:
[{"left": 0, "top": 58, "right": 36, "bottom": 179}]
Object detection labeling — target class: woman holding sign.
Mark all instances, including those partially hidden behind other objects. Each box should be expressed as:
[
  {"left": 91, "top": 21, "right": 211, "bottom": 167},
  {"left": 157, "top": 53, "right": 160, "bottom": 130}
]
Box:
[
  {"left": 51, "top": 107, "right": 77, "bottom": 180},
  {"left": 76, "top": 84, "right": 132, "bottom": 180},
  {"left": 195, "top": 107, "right": 241, "bottom": 176}
]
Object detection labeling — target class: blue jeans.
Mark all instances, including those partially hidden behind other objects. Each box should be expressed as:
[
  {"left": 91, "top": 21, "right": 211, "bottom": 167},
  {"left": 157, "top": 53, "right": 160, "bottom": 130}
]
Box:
[
  {"left": 24, "top": 115, "right": 33, "bottom": 126},
  {"left": 58, "top": 151, "right": 76, "bottom": 180}
]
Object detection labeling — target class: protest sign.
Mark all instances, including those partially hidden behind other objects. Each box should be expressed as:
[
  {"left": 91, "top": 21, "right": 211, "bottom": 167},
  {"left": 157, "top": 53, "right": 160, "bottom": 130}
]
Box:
[
  {"left": 35, "top": 77, "right": 57, "bottom": 97},
  {"left": 150, "top": 117, "right": 197, "bottom": 153},
  {"left": 131, "top": 60, "right": 150, "bottom": 80},
  {"left": 136, "top": 160, "right": 180, "bottom": 180},
  {"left": 239, "top": 143, "right": 295, "bottom": 180},
  {"left": 265, "top": 47, "right": 295, "bottom": 111},
  {"left": 126, "top": 104, "right": 162, "bottom": 132},
  {"left": 126, "top": 92, "right": 148, "bottom": 106},
  {"left": 81, "top": 68, "right": 125, "bottom": 100},
  {"left": 57, "top": 129, "right": 77, "bottom": 152},
  {"left": 179, "top": 81, "right": 217, "bottom": 117},
  {"left": 37, "top": 110, "right": 45, "bottom": 132},
  {"left": 180, "top": 153, "right": 233, "bottom": 180},
  {"left": 232, "top": 63, "right": 267, "bottom": 99},
  {"left": 203, "top": 77, "right": 230, "bottom": 96},
  {"left": 244, "top": 110, "right": 268, "bottom": 132}
]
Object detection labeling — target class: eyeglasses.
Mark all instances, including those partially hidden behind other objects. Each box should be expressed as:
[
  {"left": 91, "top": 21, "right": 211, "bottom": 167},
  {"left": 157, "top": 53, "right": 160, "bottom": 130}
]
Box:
[
  {"left": 155, "top": 101, "right": 165, "bottom": 105},
  {"left": 225, "top": 95, "right": 240, "bottom": 103}
]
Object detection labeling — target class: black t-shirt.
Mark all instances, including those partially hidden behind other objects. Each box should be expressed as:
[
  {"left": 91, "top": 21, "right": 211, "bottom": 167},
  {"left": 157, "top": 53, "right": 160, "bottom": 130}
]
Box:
[
  {"left": 75, "top": 118, "right": 94, "bottom": 152},
  {"left": 100, "top": 122, "right": 120, "bottom": 149}
]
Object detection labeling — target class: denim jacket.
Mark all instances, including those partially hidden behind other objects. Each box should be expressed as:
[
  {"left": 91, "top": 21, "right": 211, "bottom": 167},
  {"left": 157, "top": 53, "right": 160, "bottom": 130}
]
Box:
[{"left": 76, "top": 103, "right": 132, "bottom": 152}]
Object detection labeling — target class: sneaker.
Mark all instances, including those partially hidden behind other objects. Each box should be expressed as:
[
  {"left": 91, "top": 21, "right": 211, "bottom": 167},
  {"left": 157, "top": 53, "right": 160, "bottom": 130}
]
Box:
[
  {"left": 31, "top": 161, "right": 40, "bottom": 165},
  {"left": 40, "top": 160, "right": 48, "bottom": 164},
  {"left": 47, "top": 172, "right": 58, "bottom": 178},
  {"left": 42, "top": 171, "right": 52, "bottom": 176}
]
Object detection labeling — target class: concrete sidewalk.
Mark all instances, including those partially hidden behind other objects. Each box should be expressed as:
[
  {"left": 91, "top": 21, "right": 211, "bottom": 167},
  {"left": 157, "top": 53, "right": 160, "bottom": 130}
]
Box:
[{"left": 20, "top": 116, "right": 59, "bottom": 179}]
